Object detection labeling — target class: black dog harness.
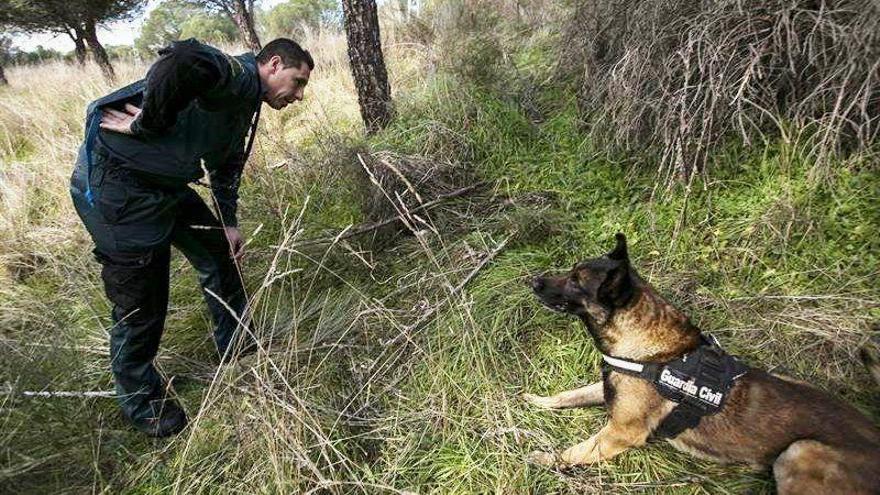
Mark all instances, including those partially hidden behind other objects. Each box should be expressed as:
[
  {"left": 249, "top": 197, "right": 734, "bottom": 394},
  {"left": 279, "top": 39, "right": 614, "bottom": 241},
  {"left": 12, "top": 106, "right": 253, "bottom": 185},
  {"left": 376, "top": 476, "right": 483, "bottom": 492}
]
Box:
[{"left": 601, "top": 335, "right": 749, "bottom": 439}]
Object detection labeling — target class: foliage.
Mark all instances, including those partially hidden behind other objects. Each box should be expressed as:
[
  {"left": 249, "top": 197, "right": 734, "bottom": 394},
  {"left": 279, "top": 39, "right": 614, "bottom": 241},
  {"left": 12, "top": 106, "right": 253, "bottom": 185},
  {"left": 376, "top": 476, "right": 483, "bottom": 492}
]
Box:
[
  {"left": 4, "top": 45, "right": 65, "bottom": 65},
  {"left": 561, "top": 0, "right": 880, "bottom": 182},
  {"left": 261, "top": 0, "right": 339, "bottom": 40},
  {"left": 135, "top": 0, "right": 239, "bottom": 56},
  {"left": 0, "top": 2, "right": 878, "bottom": 494},
  {"left": 0, "top": 0, "right": 146, "bottom": 35},
  {"left": 176, "top": 0, "right": 262, "bottom": 51}
]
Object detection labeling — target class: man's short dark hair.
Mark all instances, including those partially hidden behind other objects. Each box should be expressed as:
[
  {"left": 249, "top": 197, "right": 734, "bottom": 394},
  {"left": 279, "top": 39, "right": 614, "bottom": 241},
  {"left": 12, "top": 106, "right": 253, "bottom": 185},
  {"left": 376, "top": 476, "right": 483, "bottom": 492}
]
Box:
[{"left": 256, "top": 38, "right": 314, "bottom": 71}]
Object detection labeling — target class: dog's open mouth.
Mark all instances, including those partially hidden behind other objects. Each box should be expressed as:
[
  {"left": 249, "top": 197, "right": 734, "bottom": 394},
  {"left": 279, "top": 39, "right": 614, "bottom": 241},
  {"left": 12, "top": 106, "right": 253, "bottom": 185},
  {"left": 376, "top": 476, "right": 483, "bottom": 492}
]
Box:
[{"left": 536, "top": 297, "right": 568, "bottom": 313}]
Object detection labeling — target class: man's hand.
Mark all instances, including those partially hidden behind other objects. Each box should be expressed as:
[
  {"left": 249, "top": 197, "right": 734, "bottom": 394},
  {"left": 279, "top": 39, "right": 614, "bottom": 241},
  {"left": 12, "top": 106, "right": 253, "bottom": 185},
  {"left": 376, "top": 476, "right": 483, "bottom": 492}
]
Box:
[
  {"left": 224, "top": 226, "right": 245, "bottom": 264},
  {"left": 99, "top": 103, "right": 142, "bottom": 135}
]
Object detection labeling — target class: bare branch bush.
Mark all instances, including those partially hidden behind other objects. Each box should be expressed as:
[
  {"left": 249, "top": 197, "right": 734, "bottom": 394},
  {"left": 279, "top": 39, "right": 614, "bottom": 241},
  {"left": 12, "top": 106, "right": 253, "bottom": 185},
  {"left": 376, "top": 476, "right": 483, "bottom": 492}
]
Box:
[{"left": 563, "top": 0, "right": 880, "bottom": 183}]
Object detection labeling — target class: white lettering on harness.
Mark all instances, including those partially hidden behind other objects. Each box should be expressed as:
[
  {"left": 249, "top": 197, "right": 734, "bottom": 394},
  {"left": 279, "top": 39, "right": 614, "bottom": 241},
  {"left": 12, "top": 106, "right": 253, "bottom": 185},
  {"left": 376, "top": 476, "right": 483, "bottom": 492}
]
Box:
[
  {"left": 659, "top": 369, "right": 722, "bottom": 406},
  {"left": 699, "top": 386, "right": 722, "bottom": 406}
]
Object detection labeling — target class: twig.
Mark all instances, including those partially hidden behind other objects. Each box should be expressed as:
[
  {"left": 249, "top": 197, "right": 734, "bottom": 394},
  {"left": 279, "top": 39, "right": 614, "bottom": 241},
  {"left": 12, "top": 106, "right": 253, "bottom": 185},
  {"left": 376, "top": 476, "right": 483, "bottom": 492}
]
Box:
[
  {"left": 19, "top": 390, "right": 116, "bottom": 398},
  {"left": 292, "top": 181, "right": 490, "bottom": 248},
  {"left": 385, "top": 234, "right": 513, "bottom": 346},
  {"left": 340, "top": 234, "right": 515, "bottom": 417}
]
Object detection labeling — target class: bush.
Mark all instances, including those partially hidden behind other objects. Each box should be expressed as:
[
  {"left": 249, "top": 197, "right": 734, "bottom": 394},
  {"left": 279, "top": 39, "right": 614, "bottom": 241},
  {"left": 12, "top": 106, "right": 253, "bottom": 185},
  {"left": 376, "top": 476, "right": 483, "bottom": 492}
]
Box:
[{"left": 563, "top": 0, "right": 880, "bottom": 181}]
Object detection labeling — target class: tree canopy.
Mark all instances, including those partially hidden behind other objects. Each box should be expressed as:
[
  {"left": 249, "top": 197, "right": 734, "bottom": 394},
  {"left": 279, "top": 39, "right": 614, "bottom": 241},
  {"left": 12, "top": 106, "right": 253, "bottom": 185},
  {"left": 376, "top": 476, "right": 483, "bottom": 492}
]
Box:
[
  {"left": 0, "top": 0, "right": 146, "bottom": 79},
  {"left": 136, "top": 0, "right": 239, "bottom": 56},
  {"left": 177, "top": 0, "right": 262, "bottom": 51},
  {"left": 0, "top": 0, "right": 145, "bottom": 35},
  {"left": 262, "top": 0, "right": 339, "bottom": 40}
]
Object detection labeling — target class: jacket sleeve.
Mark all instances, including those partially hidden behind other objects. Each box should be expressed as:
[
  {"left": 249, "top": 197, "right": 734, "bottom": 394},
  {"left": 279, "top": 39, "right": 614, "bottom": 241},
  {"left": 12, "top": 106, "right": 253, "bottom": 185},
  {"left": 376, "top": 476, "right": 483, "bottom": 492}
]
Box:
[
  {"left": 130, "top": 39, "right": 232, "bottom": 137},
  {"left": 208, "top": 149, "right": 246, "bottom": 228}
]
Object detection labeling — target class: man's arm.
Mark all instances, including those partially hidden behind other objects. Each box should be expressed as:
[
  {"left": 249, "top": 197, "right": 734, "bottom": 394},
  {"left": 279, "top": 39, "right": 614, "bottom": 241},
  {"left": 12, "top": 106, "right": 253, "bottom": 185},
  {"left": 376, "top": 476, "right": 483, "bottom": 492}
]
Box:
[
  {"left": 131, "top": 39, "right": 233, "bottom": 136},
  {"left": 94, "top": 39, "right": 236, "bottom": 137},
  {"left": 210, "top": 150, "right": 247, "bottom": 261},
  {"left": 100, "top": 40, "right": 232, "bottom": 135},
  {"left": 210, "top": 150, "right": 246, "bottom": 228}
]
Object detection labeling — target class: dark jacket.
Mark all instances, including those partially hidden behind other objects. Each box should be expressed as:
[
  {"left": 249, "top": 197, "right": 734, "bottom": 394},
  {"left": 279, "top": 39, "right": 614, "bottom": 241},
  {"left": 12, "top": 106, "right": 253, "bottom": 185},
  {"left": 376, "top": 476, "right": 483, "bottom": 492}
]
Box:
[{"left": 81, "top": 39, "right": 262, "bottom": 226}]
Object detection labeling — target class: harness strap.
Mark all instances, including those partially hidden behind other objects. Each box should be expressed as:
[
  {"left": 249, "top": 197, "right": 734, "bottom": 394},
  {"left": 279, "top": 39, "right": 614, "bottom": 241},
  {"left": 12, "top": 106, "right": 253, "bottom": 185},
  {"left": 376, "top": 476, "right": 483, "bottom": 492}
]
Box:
[
  {"left": 600, "top": 334, "right": 746, "bottom": 440},
  {"left": 243, "top": 101, "right": 261, "bottom": 162},
  {"left": 652, "top": 400, "right": 704, "bottom": 438},
  {"left": 83, "top": 110, "right": 102, "bottom": 206},
  {"left": 601, "top": 354, "right": 645, "bottom": 374}
]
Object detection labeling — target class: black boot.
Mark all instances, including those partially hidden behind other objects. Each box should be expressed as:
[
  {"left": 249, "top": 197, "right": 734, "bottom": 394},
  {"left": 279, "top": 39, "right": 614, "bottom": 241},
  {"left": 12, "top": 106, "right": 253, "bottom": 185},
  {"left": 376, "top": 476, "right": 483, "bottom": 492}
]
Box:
[
  {"left": 128, "top": 396, "right": 188, "bottom": 437},
  {"left": 217, "top": 335, "right": 259, "bottom": 365}
]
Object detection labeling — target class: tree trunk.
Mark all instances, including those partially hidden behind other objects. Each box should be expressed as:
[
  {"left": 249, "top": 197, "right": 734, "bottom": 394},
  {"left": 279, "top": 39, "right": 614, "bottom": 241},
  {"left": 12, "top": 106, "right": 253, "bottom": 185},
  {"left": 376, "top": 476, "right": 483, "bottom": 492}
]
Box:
[
  {"left": 0, "top": 64, "right": 7, "bottom": 86},
  {"left": 67, "top": 28, "right": 87, "bottom": 66},
  {"left": 82, "top": 21, "right": 115, "bottom": 81},
  {"left": 341, "top": 0, "right": 393, "bottom": 134},
  {"left": 233, "top": 0, "right": 261, "bottom": 52},
  {"left": 74, "top": 31, "right": 87, "bottom": 66}
]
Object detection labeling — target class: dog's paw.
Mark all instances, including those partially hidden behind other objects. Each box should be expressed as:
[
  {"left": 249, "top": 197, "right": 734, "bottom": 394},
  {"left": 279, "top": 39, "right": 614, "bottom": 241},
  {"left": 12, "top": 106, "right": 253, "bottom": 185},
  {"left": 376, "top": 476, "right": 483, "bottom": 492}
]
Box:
[
  {"left": 522, "top": 393, "right": 560, "bottom": 409},
  {"left": 526, "top": 450, "right": 558, "bottom": 467}
]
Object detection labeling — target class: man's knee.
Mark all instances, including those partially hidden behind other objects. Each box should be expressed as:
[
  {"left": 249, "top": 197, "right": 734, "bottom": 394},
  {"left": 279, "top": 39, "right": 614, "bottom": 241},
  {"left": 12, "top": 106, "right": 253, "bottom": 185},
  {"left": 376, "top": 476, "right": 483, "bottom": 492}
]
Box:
[{"left": 96, "top": 249, "right": 167, "bottom": 314}]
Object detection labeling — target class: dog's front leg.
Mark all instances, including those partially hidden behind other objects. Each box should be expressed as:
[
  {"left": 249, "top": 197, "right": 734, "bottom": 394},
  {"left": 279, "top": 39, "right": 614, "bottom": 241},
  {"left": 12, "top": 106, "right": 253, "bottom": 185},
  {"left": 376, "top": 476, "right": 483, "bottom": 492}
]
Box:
[
  {"left": 530, "top": 421, "right": 648, "bottom": 467},
  {"left": 559, "top": 421, "right": 647, "bottom": 464},
  {"left": 523, "top": 381, "right": 604, "bottom": 409}
]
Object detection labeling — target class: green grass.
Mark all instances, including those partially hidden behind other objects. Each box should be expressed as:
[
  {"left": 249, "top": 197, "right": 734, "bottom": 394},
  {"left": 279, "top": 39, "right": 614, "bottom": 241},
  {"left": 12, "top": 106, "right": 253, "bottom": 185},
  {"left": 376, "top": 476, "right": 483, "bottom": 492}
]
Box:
[{"left": 2, "top": 42, "right": 879, "bottom": 495}]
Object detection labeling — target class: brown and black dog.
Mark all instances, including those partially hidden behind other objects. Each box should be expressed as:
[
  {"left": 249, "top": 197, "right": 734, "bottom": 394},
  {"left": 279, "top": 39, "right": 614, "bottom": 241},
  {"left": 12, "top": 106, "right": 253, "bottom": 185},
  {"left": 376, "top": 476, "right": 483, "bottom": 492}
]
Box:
[{"left": 525, "top": 234, "right": 880, "bottom": 494}]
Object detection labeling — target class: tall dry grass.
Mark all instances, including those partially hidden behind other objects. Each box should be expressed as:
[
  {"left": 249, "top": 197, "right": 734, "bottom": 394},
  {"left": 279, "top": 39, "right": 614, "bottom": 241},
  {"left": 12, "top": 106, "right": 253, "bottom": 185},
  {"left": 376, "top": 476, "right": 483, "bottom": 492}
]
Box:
[
  {"left": 0, "top": 20, "right": 497, "bottom": 493},
  {"left": 1, "top": 3, "right": 878, "bottom": 494},
  {"left": 563, "top": 0, "right": 880, "bottom": 183}
]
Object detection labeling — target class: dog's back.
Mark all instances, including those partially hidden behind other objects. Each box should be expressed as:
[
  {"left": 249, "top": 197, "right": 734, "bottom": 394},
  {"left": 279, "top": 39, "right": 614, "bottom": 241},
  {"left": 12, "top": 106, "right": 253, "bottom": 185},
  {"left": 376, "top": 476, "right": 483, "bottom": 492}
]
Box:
[{"left": 671, "top": 365, "right": 880, "bottom": 493}]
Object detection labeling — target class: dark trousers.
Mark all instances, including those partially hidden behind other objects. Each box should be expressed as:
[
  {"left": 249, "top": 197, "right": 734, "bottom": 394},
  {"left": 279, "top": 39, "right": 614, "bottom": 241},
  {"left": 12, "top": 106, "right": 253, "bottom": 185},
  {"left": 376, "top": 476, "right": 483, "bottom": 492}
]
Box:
[{"left": 70, "top": 150, "right": 246, "bottom": 422}]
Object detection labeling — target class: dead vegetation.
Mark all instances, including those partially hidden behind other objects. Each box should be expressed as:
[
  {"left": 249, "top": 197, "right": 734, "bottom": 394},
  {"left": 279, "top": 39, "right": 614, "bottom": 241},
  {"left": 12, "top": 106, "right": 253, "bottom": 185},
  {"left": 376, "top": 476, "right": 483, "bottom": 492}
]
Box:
[
  {"left": 564, "top": 0, "right": 880, "bottom": 182},
  {"left": 0, "top": 2, "right": 878, "bottom": 493}
]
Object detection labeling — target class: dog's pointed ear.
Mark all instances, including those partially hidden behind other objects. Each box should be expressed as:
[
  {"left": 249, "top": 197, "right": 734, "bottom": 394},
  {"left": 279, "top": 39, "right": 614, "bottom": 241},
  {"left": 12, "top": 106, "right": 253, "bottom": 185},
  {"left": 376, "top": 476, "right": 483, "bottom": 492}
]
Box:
[
  {"left": 607, "top": 233, "right": 629, "bottom": 262},
  {"left": 598, "top": 258, "right": 634, "bottom": 308}
]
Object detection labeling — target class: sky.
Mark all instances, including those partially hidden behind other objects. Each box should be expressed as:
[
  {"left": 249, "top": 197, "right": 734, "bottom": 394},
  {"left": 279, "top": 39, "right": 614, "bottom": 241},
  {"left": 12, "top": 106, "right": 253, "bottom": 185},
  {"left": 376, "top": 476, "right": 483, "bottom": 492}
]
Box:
[{"left": 11, "top": 0, "right": 288, "bottom": 53}]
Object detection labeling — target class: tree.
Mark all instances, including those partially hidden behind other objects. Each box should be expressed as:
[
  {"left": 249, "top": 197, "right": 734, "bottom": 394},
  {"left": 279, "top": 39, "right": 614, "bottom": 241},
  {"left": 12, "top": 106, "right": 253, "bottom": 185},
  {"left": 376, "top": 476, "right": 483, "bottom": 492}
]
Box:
[
  {"left": 0, "top": 1, "right": 84, "bottom": 65},
  {"left": 180, "top": 0, "right": 262, "bottom": 52},
  {"left": 262, "top": 0, "right": 338, "bottom": 40},
  {"left": 0, "top": 35, "right": 10, "bottom": 85},
  {"left": 0, "top": 0, "right": 145, "bottom": 79},
  {"left": 136, "top": 0, "right": 238, "bottom": 57},
  {"left": 341, "top": 0, "right": 392, "bottom": 134}
]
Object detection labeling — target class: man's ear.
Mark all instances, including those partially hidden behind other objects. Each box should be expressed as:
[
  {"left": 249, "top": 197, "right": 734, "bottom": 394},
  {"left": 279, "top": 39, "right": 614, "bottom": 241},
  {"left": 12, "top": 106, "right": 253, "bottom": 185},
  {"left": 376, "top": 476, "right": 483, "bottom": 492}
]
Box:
[
  {"left": 607, "top": 233, "right": 628, "bottom": 262},
  {"left": 270, "top": 54, "right": 283, "bottom": 73}
]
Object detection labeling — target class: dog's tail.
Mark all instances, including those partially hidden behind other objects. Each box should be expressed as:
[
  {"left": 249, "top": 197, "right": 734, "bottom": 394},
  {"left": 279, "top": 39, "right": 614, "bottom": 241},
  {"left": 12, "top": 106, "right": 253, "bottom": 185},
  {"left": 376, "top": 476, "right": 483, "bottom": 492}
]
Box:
[{"left": 859, "top": 346, "right": 880, "bottom": 388}]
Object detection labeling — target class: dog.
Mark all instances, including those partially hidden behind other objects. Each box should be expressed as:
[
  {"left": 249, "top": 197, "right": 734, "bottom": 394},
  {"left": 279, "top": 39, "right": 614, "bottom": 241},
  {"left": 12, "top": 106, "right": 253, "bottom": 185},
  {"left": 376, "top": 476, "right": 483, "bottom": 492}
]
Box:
[{"left": 524, "top": 234, "right": 880, "bottom": 494}]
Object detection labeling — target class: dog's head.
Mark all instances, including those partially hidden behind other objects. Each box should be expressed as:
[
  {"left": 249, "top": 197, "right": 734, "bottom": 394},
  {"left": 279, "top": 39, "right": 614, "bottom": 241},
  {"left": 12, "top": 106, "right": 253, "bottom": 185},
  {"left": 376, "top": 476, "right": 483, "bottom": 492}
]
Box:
[{"left": 531, "top": 233, "right": 635, "bottom": 334}]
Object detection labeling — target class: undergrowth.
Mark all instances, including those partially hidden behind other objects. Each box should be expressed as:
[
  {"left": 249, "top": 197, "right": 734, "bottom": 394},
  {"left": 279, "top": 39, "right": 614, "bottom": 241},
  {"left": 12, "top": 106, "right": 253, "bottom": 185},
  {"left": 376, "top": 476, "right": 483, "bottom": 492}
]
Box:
[{"left": 1, "top": 7, "right": 878, "bottom": 495}]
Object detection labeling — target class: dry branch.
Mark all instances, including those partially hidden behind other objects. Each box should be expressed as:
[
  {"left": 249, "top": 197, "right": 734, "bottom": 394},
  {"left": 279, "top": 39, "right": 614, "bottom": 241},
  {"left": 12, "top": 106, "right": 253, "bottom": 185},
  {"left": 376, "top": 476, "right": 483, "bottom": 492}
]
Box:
[
  {"left": 293, "top": 181, "right": 490, "bottom": 248},
  {"left": 385, "top": 233, "right": 513, "bottom": 346},
  {"left": 564, "top": 0, "right": 880, "bottom": 181}
]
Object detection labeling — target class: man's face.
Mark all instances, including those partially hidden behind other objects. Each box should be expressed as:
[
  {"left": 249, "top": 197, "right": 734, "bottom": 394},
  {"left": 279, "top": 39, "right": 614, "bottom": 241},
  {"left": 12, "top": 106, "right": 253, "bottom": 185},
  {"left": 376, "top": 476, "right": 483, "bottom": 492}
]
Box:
[{"left": 261, "top": 55, "right": 311, "bottom": 110}]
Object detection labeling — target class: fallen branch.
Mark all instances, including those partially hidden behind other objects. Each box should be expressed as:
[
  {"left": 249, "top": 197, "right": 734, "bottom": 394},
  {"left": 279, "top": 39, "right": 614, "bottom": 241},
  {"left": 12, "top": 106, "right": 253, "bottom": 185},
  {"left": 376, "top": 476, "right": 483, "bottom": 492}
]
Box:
[
  {"left": 385, "top": 234, "right": 513, "bottom": 346},
  {"left": 338, "top": 234, "right": 515, "bottom": 417},
  {"left": 19, "top": 390, "right": 116, "bottom": 398},
  {"left": 292, "top": 181, "right": 490, "bottom": 248}
]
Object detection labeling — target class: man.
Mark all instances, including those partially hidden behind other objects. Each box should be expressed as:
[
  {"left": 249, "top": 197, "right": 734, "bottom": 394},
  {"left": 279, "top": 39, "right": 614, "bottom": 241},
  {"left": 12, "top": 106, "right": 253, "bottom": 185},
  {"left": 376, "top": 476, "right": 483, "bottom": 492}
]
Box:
[{"left": 69, "top": 38, "right": 313, "bottom": 437}]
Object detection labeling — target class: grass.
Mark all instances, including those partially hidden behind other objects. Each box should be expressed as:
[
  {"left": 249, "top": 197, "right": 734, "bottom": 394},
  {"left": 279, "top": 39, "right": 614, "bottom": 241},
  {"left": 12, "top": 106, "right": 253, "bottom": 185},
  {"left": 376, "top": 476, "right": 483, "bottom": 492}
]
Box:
[{"left": 1, "top": 17, "right": 879, "bottom": 495}]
